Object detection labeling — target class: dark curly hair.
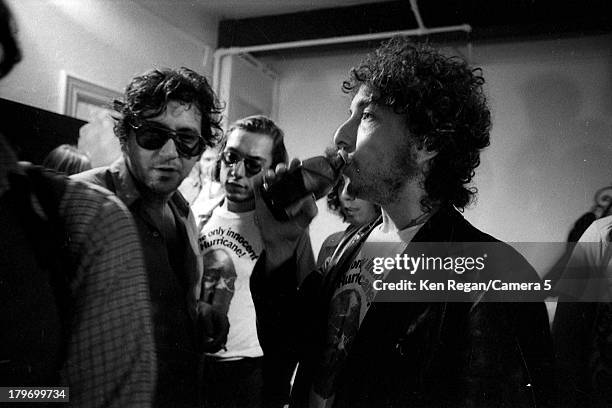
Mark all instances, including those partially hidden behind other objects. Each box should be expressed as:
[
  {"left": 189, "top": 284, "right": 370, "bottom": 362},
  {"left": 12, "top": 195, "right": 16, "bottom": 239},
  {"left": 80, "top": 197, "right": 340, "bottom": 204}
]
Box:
[
  {"left": 327, "top": 177, "right": 346, "bottom": 221},
  {"left": 326, "top": 177, "right": 381, "bottom": 222},
  {"left": 342, "top": 37, "right": 491, "bottom": 210},
  {"left": 113, "top": 67, "right": 223, "bottom": 150}
]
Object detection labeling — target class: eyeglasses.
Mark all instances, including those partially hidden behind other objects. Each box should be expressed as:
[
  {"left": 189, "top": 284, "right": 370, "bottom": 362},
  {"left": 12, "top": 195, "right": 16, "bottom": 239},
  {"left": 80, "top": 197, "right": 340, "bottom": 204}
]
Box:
[
  {"left": 220, "top": 150, "right": 265, "bottom": 176},
  {"left": 129, "top": 120, "right": 205, "bottom": 158}
]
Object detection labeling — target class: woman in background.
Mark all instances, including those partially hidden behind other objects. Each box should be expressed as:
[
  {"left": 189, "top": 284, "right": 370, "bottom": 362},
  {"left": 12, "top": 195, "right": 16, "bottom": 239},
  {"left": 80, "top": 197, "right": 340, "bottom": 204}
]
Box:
[
  {"left": 42, "top": 144, "right": 92, "bottom": 175},
  {"left": 317, "top": 176, "right": 381, "bottom": 269}
]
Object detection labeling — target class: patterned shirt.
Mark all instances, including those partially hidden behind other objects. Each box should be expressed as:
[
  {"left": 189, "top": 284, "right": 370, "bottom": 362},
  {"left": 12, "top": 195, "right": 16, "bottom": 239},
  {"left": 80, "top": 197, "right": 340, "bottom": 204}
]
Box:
[
  {"left": 0, "top": 134, "right": 156, "bottom": 407},
  {"left": 73, "top": 157, "right": 203, "bottom": 406}
]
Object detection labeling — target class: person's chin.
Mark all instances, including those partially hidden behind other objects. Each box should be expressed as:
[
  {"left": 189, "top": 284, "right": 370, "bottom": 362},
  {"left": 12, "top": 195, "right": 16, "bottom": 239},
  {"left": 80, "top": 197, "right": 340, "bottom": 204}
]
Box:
[
  {"left": 225, "top": 191, "right": 250, "bottom": 203},
  {"left": 346, "top": 211, "right": 360, "bottom": 223},
  {"left": 149, "top": 175, "right": 182, "bottom": 194},
  {"left": 151, "top": 169, "right": 181, "bottom": 182},
  {"left": 225, "top": 182, "right": 250, "bottom": 195},
  {"left": 152, "top": 182, "right": 180, "bottom": 195}
]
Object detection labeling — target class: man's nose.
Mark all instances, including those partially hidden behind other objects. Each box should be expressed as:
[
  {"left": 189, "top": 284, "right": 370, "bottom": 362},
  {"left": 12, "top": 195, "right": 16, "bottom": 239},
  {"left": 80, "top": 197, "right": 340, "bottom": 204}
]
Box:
[
  {"left": 159, "top": 138, "right": 179, "bottom": 159},
  {"left": 229, "top": 160, "right": 246, "bottom": 178},
  {"left": 333, "top": 118, "right": 358, "bottom": 153}
]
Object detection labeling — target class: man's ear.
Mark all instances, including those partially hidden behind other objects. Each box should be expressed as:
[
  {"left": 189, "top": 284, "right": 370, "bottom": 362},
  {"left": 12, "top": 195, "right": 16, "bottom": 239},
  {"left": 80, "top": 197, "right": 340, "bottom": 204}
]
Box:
[
  {"left": 416, "top": 147, "right": 438, "bottom": 163},
  {"left": 414, "top": 137, "right": 438, "bottom": 165}
]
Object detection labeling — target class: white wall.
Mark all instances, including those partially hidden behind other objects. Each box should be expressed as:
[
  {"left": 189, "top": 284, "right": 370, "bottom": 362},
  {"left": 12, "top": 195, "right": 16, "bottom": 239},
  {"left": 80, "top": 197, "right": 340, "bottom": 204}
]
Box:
[
  {"left": 468, "top": 36, "right": 612, "bottom": 273},
  {"left": 262, "top": 34, "right": 612, "bottom": 276},
  {"left": 262, "top": 49, "right": 365, "bottom": 261},
  {"left": 0, "top": 0, "right": 218, "bottom": 114},
  {"left": 131, "top": 0, "right": 217, "bottom": 46}
]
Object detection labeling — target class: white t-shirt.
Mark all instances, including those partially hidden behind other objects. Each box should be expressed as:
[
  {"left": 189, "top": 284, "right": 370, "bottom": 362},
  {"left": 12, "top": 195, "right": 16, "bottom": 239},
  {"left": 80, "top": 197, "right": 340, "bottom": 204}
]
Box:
[
  {"left": 571, "top": 215, "right": 612, "bottom": 267},
  {"left": 310, "top": 214, "right": 424, "bottom": 407},
  {"left": 557, "top": 215, "right": 612, "bottom": 301},
  {"left": 198, "top": 201, "right": 263, "bottom": 359}
]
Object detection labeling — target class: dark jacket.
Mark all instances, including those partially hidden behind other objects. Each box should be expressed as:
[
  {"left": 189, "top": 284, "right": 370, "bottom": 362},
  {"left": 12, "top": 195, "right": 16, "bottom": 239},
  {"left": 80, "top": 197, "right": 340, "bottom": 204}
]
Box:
[{"left": 252, "top": 206, "right": 554, "bottom": 408}]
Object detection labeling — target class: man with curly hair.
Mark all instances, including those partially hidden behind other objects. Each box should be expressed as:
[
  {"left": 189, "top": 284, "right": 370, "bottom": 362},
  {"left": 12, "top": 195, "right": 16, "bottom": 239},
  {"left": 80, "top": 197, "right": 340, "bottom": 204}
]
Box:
[
  {"left": 74, "top": 67, "right": 224, "bottom": 407},
  {"left": 251, "top": 37, "right": 553, "bottom": 408}
]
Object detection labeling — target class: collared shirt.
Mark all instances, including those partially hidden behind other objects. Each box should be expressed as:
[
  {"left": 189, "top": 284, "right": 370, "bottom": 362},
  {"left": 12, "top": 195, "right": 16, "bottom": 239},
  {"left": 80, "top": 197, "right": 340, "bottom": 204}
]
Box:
[
  {"left": 74, "top": 157, "right": 203, "bottom": 406},
  {"left": 74, "top": 157, "right": 203, "bottom": 308},
  {"left": 0, "top": 134, "right": 156, "bottom": 407}
]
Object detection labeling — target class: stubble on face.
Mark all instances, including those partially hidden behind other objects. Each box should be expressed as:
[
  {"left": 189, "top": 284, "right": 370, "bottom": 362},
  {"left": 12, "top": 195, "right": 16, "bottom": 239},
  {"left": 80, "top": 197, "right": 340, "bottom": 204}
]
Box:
[
  {"left": 348, "top": 138, "right": 419, "bottom": 207},
  {"left": 337, "top": 86, "right": 421, "bottom": 207},
  {"left": 125, "top": 101, "right": 201, "bottom": 199}
]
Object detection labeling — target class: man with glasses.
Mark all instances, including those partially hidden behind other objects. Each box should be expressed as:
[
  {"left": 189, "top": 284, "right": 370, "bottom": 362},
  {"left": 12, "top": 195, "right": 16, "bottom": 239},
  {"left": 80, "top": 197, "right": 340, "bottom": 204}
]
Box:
[
  {"left": 74, "top": 67, "right": 223, "bottom": 407},
  {"left": 196, "top": 115, "right": 315, "bottom": 408}
]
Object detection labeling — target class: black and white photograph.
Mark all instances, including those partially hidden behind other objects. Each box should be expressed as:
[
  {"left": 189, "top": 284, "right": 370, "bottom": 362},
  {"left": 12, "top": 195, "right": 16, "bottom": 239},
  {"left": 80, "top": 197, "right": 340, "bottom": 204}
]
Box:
[{"left": 1, "top": 0, "right": 611, "bottom": 407}]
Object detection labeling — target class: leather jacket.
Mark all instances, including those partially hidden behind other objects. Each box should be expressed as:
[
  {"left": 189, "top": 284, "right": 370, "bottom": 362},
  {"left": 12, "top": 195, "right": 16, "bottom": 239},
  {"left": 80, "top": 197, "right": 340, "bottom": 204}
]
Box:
[{"left": 252, "top": 206, "right": 554, "bottom": 408}]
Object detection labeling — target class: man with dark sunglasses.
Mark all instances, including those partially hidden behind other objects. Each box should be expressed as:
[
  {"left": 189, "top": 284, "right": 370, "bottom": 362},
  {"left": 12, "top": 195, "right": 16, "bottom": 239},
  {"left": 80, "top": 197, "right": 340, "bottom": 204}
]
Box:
[
  {"left": 196, "top": 115, "right": 315, "bottom": 408},
  {"left": 74, "top": 67, "right": 224, "bottom": 407}
]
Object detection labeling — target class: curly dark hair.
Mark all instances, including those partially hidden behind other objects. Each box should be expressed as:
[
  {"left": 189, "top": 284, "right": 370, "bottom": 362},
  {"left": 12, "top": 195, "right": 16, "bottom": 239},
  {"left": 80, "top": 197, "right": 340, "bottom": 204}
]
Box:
[
  {"left": 327, "top": 177, "right": 381, "bottom": 222},
  {"left": 342, "top": 37, "right": 491, "bottom": 210},
  {"left": 113, "top": 67, "right": 223, "bottom": 150},
  {"left": 327, "top": 177, "right": 346, "bottom": 221}
]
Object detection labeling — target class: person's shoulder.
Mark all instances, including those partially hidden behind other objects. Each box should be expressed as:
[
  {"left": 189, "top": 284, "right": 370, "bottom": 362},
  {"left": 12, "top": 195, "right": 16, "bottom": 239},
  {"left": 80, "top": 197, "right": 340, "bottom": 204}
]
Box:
[
  {"left": 316, "top": 230, "right": 344, "bottom": 269},
  {"left": 594, "top": 214, "right": 612, "bottom": 227},
  {"left": 59, "top": 178, "right": 143, "bottom": 269},
  {"left": 456, "top": 214, "right": 526, "bottom": 258},
  {"left": 66, "top": 173, "right": 117, "bottom": 200},
  {"left": 433, "top": 207, "right": 539, "bottom": 279},
  {"left": 61, "top": 175, "right": 132, "bottom": 226},
  {"left": 70, "top": 165, "right": 111, "bottom": 188},
  {"left": 427, "top": 205, "right": 499, "bottom": 243},
  {"left": 321, "top": 230, "right": 345, "bottom": 249},
  {"left": 581, "top": 215, "right": 612, "bottom": 242}
]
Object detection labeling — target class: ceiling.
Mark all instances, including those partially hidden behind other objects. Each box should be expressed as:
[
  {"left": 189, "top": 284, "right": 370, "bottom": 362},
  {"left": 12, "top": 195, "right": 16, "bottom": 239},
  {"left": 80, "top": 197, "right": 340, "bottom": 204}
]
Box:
[
  {"left": 141, "top": 0, "right": 391, "bottom": 20},
  {"left": 137, "top": 0, "right": 611, "bottom": 52},
  {"left": 217, "top": 0, "right": 612, "bottom": 52}
]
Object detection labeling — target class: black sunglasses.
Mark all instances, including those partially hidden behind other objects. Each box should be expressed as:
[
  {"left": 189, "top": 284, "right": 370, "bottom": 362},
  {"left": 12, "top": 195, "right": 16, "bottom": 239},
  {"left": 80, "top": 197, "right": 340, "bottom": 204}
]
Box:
[
  {"left": 129, "top": 120, "right": 205, "bottom": 158},
  {"left": 220, "top": 150, "right": 265, "bottom": 176}
]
